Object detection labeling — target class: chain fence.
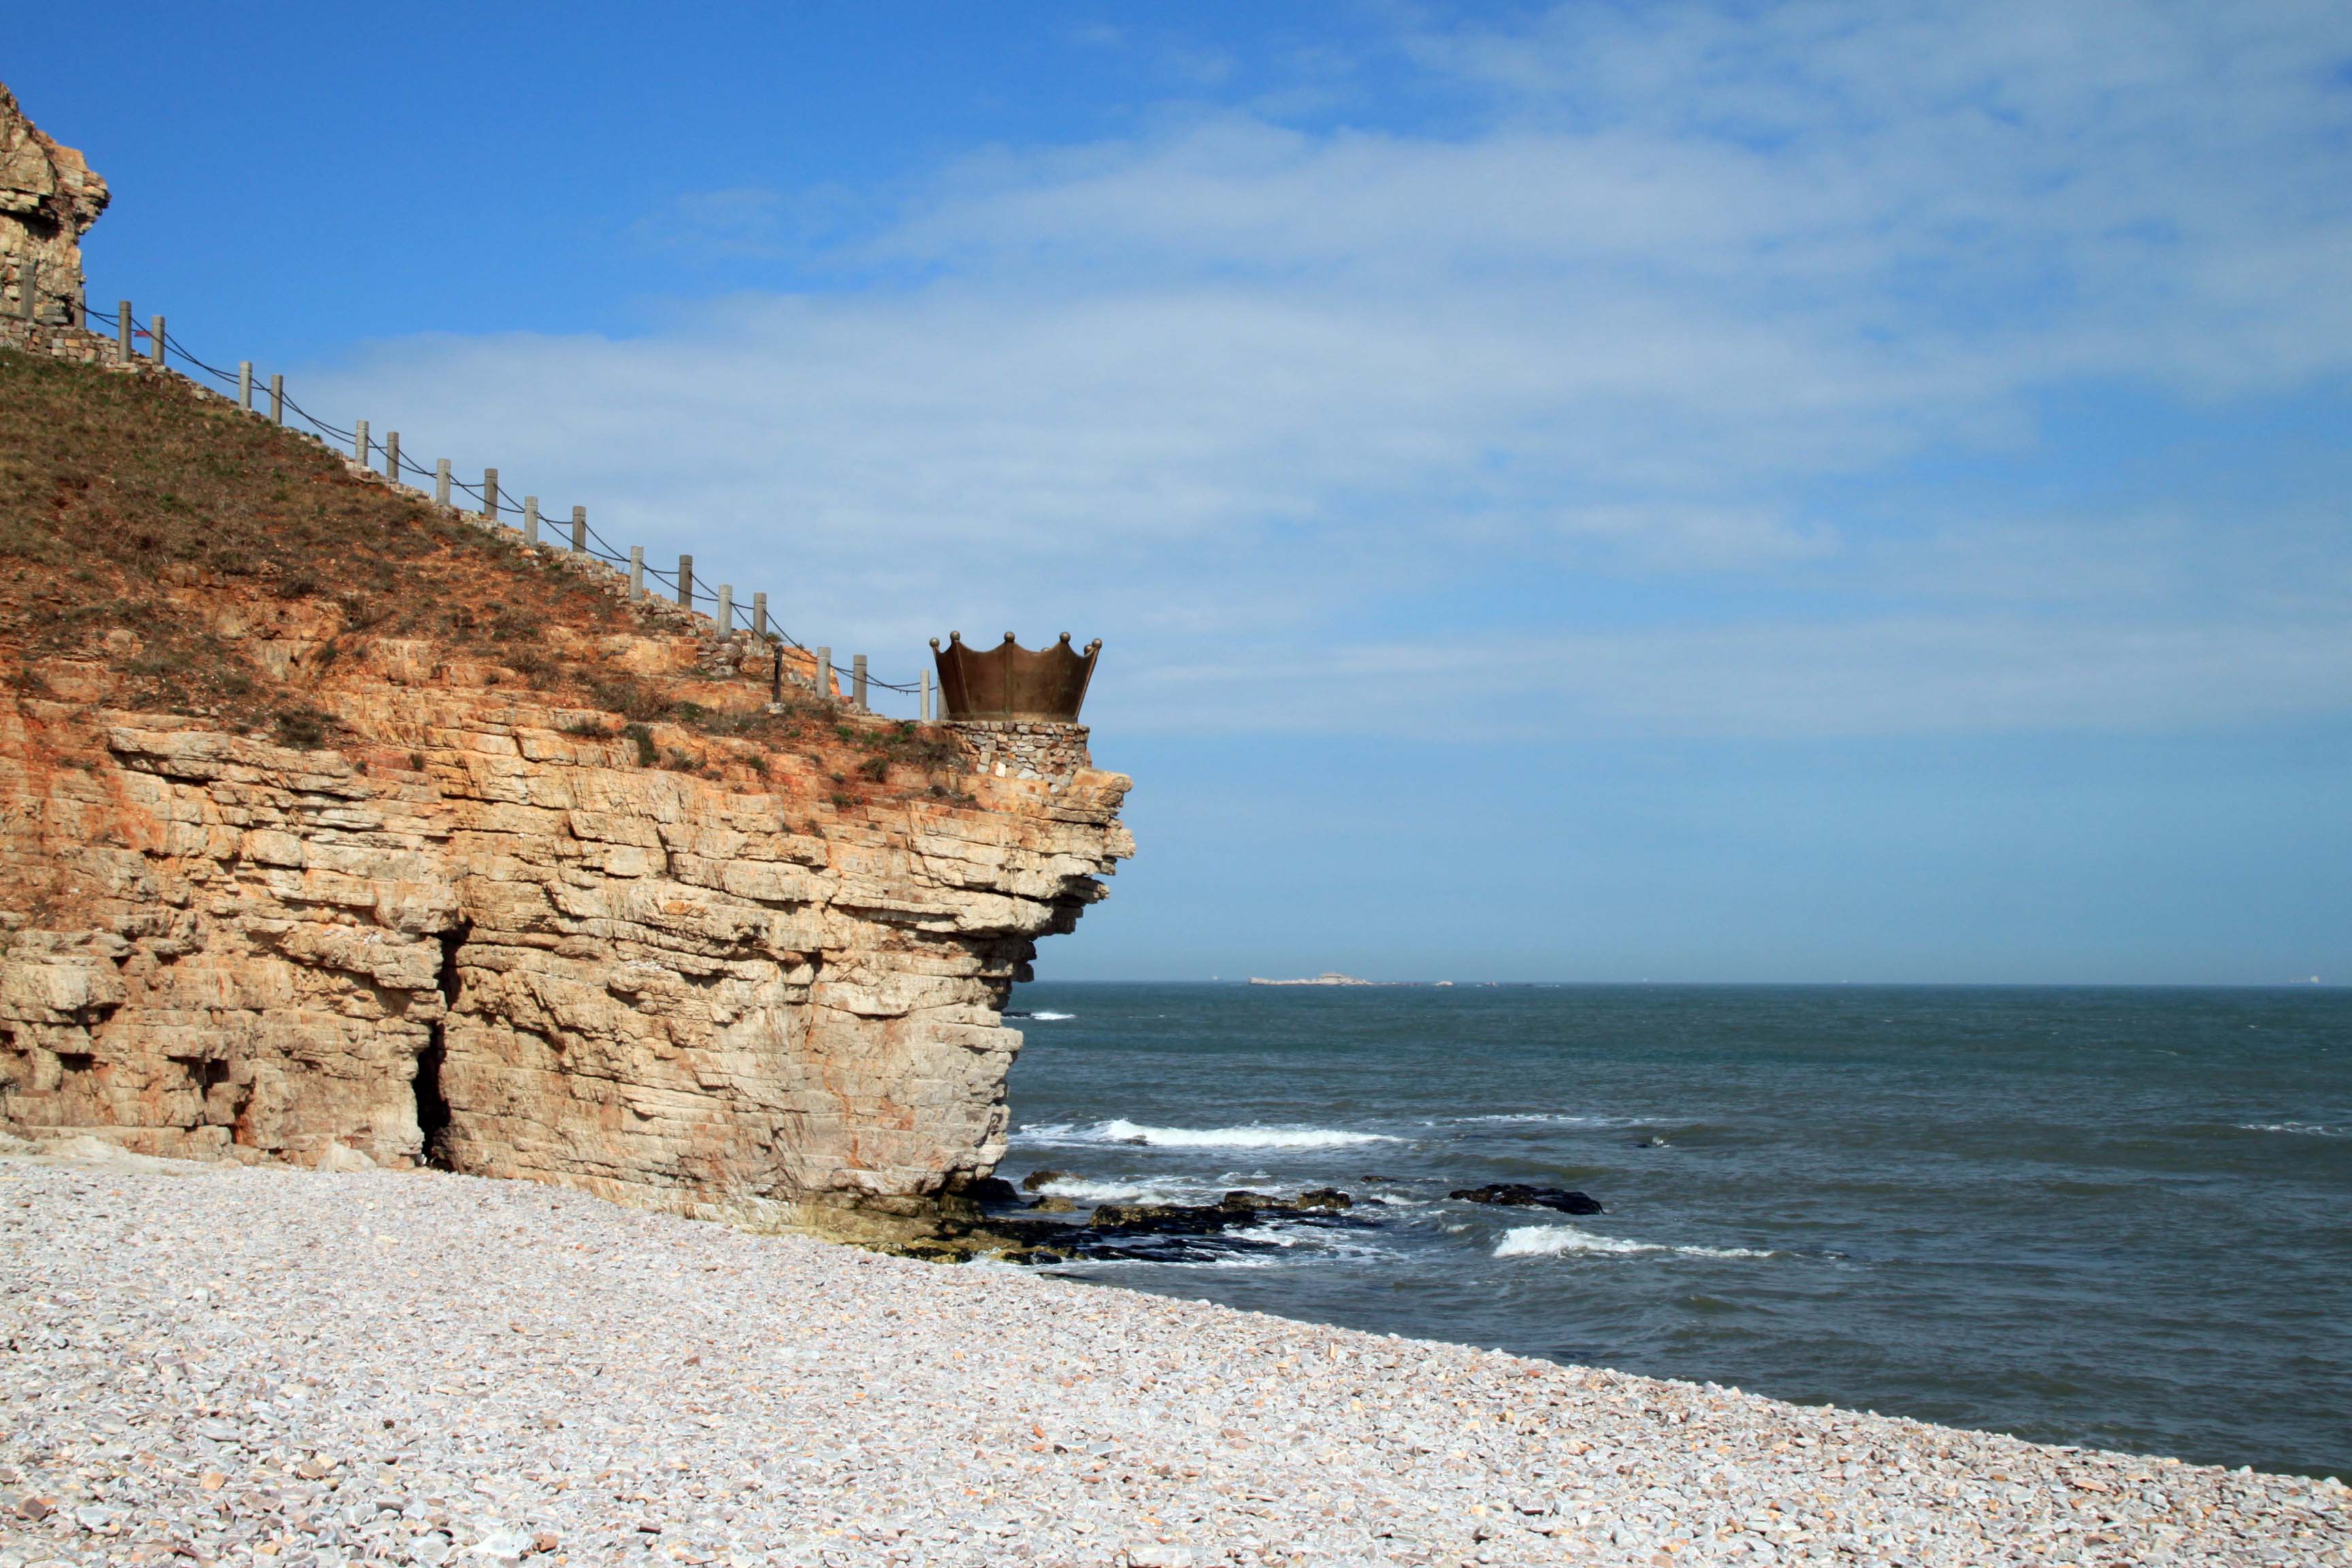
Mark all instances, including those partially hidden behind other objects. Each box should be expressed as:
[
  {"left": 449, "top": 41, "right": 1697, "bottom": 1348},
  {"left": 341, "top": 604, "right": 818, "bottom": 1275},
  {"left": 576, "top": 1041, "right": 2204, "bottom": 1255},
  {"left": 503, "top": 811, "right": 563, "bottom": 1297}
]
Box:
[{"left": 5, "top": 272, "right": 937, "bottom": 715}]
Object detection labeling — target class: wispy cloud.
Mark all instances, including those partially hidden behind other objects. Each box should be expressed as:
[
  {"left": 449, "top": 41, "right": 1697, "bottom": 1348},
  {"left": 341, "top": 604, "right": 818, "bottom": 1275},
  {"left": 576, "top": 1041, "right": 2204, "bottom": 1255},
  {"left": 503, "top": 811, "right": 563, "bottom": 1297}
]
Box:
[{"left": 305, "top": 1, "right": 2352, "bottom": 738}]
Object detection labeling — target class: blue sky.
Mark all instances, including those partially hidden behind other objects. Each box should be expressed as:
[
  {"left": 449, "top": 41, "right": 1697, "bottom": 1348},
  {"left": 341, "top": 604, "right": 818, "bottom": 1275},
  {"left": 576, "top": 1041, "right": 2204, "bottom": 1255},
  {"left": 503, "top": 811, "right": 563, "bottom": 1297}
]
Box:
[{"left": 22, "top": 1, "right": 2352, "bottom": 982}]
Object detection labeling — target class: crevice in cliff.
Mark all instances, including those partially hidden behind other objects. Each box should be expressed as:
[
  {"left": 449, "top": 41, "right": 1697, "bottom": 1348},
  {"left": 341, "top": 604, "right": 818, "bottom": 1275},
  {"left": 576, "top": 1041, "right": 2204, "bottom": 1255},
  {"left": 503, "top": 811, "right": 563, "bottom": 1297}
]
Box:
[{"left": 414, "top": 921, "right": 470, "bottom": 1170}]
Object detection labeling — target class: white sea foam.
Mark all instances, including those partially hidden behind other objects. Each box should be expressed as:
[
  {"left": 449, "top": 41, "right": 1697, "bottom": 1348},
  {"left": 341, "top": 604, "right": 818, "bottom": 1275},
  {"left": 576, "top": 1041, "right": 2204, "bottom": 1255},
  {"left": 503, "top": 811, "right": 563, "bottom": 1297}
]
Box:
[
  {"left": 1016, "top": 1118, "right": 1399, "bottom": 1149},
  {"left": 1027, "top": 1011, "right": 1076, "bottom": 1022},
  {"left": 1030, "top": 1177, "right": 1174, "bottom": 1204},
  {"left": 1444, "top": 1113, "right": 1628, "bottom": 1126},
  {"left": 1223, "top": 1224, "right": 1394, "bottom": 1262},
  {"left": 2238, "top": 1122, "right": 2345, "bottom": 1137},
  {"left": 1492, "top": 1224, "right": 1778, "bottom": 1260}
]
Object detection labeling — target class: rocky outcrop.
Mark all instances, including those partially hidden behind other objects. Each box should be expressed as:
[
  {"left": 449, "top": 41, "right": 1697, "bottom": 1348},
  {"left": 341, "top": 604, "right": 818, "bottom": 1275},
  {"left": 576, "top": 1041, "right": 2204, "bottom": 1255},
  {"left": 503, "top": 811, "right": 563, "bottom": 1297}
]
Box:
[
  {"left": 0, "top": 333, "right": 1132, "bottom": 1241},
  {"left": 0, "top": 698, "right": 1127, "bottom": 1230},
  {"left": 1449, "top": 1184, "right": 1603, "bottom": 1215},
  {"left": 0, "top": 84, "right": 108, "bottom": 320}
]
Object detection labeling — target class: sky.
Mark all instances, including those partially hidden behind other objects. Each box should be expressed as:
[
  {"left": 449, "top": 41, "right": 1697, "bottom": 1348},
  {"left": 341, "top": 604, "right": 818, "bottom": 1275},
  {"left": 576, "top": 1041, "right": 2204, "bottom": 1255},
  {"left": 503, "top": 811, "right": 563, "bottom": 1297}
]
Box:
[{"left": 20, "top": 1, "right": 2352, "bottom": 983}]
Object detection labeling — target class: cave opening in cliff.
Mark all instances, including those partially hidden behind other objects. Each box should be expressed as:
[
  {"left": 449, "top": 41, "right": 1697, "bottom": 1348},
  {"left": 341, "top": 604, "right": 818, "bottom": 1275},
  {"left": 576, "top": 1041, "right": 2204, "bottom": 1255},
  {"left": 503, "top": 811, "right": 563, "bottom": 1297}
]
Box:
[{"left": 414, "top": 921, "right": 470, "bottom": 1170}]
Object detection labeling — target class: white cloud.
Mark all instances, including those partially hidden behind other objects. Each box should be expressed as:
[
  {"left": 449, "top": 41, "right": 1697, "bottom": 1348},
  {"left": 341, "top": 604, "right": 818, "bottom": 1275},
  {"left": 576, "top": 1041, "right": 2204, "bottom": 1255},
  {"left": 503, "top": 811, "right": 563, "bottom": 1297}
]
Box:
[
  {"left": 301, "top": 0, "right": 2352, "bottom": 738},
  {"left": 1123, "top": 615, "right": 2352, "bottom": 740}
]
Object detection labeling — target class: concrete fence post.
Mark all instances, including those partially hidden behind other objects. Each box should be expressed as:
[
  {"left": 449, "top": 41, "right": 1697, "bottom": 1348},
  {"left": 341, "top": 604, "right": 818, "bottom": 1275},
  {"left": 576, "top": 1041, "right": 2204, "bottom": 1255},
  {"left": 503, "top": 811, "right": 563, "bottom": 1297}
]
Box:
[
  {"left": 629, "top": 546, "right": 644, "bottom": 600},
  {"left": 238, "top": 361, "right": 253, "bottom": 412},
  {"left": 523, "top": 495, "right": 540, "bottom": 546},
  {"left": 385, "top": 431, "right": 400, "bottom": 481},
  {"left": 570, "top": 506, "right": 586, "bottom": 553},
  {"left": 752, "top": 592, "right": 768, "bottom": 639},
  {"left": 149, "top": 315, "right": 165, "bottom": 366},
  {"left": 17, "top": 257, "right": 35, "bottom": 321},
  {"left": 815, "top": 647, "right": 832, "bottom": 704},
  {"left": 482, "top": 468, "right": 499, "bottom": 525},
  {"left": 269, "top": 374, "right": 284, "bottom": 425},
  {"left": 353, "top": 420, "right": 369, "bottom": 464},
  {"left": 921, "top": 670, "right": 934, "bottom": 723},
  {"left": 435, "top": 459, "right": 451, "bottom": 506},
  {"left": 852, "top": 655, "right": 868, "bottom": 712},
  {"left": 116, "top": 301, "right": 131, "bottom": 363},
  {"left": 717, "top": 584, "right": 733, "bottom": 632},
  {"left": 677, "top": 554, "right": 693, "bottom": 608}
]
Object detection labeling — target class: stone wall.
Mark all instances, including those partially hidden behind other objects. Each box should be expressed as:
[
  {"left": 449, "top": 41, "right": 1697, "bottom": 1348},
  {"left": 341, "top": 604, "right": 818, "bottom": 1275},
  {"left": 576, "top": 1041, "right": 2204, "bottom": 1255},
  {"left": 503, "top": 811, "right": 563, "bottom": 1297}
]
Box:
[
  {"left": 951, "top": 721, "right": 1096, "bottom": 787},
  {"left": 0, "top": 84, "right": 107, "bottom": 321},
  {"left": 0, "top": 313, "right": 144, "bottom": 366}
]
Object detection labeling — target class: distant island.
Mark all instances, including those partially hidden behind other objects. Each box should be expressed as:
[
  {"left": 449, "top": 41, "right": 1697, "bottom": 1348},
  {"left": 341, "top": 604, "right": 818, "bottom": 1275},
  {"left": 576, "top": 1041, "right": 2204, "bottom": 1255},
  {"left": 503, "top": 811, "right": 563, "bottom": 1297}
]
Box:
[{"left": 1250, "top": 972, "right": 1376, "bottom": 986}]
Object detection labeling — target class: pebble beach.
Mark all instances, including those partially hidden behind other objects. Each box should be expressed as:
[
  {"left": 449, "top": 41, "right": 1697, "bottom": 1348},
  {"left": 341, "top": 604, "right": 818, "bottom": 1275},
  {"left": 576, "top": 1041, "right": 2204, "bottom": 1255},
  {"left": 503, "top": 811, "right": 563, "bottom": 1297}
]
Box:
[{"left": 2, "top": 1144, "right": 2342, "bottom": 1568}]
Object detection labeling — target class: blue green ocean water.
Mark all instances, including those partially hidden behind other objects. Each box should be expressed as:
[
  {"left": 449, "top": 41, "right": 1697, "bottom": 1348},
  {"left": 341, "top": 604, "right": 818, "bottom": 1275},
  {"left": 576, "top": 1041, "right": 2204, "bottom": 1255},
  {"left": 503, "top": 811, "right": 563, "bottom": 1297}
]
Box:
[{"left": 1000, "top": 983, "right": 2352, "bottom": 1478}]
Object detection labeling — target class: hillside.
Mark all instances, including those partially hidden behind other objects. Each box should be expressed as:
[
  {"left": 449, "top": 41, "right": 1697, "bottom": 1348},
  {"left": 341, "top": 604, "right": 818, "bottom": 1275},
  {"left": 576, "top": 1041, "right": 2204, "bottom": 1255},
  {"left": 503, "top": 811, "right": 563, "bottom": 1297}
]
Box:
[{"left": 0, "top": 346, "right": 931, "bottom": 772}]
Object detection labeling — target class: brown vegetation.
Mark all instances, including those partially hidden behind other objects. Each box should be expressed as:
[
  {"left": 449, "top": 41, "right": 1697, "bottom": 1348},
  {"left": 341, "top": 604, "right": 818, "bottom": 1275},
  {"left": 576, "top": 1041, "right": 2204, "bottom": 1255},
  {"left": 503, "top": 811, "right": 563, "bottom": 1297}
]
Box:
[{"left": 0, "top": 348, "right": 963, "bottom": 800}]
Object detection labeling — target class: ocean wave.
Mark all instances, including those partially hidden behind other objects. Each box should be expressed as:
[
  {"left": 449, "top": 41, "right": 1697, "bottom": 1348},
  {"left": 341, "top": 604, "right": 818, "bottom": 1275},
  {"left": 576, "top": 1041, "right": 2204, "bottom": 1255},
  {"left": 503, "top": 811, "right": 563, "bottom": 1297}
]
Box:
[
  {"left": 1492, "top": 1224, "right": 1777, "bottom": 1260},
  {"left": 1028, "top": 1177, "right": 1175, "bottom": 1204},
  {"left": 1003, "top": 1011, "right": 1076, "bottom": 1021},
  {"left": 2238, "top": 1122, "right": 2345, "bottom": 1138},
  {"left": 1015, "top": 1118, "right": 1399, "bottom": 1149},
  {"left": 1443, "top": 1113, "right": 1629, "bottom": 1126},
  {"left": 1223, "top": 1224, "right": 1394, "bottom": 1262}
]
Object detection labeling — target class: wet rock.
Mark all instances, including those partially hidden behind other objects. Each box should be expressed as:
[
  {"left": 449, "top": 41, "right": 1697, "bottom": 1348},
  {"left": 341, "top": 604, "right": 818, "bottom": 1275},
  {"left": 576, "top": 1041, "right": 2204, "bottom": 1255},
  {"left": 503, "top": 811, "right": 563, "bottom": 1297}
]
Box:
[
  {"left": 1449, "top": 1183, "right": 1603, "bottom": 1215},
  {"left": 1022, "top": 1168, "right": 1075, "bottom": 1192},
  {"left": 1089, "top": 1201, "right": 1212, "bottom": 1234},
  {"left": 945, "top": 1174, "right": 1023, "bottom": 1207},
  {"left": 1089, "top": 1188, "right": 1362, "bottom": 1241}
]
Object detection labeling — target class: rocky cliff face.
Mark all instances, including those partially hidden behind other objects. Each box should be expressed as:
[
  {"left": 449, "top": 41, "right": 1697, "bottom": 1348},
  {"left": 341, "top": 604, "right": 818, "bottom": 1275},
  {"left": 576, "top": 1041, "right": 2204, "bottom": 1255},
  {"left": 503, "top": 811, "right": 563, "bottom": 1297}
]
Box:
[
  {"left": 0, "top": 84, "right": 108, "bottom": 320},
  {"left": 0, "top": 336, "right": 1131, "bottom": 1237}
]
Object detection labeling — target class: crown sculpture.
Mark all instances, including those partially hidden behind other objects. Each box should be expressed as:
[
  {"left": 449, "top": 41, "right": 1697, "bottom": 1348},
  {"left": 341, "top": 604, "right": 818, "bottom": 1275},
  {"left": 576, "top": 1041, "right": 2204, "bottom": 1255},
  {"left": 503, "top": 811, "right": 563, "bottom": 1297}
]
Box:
[{"left": 930, "top": 632, "right": 1101, "bottom": 722}]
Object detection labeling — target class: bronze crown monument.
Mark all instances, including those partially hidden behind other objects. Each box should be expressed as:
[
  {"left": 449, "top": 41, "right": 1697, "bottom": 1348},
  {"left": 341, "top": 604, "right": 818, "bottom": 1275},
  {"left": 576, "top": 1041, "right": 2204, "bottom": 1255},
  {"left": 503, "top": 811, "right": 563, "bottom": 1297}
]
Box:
[{"left": 930, "top": 632, "right": 1100, "bottom": 722}]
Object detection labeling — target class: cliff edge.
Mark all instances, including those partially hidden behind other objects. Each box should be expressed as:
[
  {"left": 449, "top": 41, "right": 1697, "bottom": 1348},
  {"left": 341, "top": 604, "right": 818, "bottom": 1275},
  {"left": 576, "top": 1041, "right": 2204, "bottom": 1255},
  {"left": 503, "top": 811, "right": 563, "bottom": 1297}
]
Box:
[
  {"left": 0, "top": 83, "right": 108, "bottom": 319},
  {"left": 0, "top": 337, "right": 1131, "bottom": 1239}
]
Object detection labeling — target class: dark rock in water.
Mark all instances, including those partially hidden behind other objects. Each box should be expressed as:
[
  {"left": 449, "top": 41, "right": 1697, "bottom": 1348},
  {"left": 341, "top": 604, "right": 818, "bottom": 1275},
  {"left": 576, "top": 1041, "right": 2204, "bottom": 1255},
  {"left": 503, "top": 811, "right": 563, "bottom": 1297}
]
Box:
[
  {"left": 947, "top": 1174, "right": 1024, "bottom": 1207},
  {"left": 1088, "top": 1188, "right": 1369, "bottom": 1240},
  {"left": 1635, "top": 1134, "right": 1669, "bottom": 1148},
  {"left": 1087, "top": 1201, "right": 1196, "bottom": 1232},
  {"left": 1020, "top": 1169, "right": 1073, "bottom": 1192},
  {"left": 1449, "top": 1183, "right": 1603, "bottom": 1215}
]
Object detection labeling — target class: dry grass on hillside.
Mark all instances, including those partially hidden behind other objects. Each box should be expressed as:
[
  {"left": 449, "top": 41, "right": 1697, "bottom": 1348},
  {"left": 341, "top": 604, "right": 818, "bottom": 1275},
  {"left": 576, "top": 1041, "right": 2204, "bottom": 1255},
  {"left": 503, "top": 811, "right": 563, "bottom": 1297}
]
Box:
[{"left": 0, "top": 348, "right": 964, "bottom": 791}]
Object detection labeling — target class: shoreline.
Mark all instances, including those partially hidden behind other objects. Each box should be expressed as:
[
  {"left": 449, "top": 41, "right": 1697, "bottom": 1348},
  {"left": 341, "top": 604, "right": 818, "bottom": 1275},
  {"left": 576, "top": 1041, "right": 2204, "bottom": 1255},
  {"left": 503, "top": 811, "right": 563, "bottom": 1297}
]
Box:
[{"left": 2, "top": 1147, "right": 2341, "bottom": 1567}]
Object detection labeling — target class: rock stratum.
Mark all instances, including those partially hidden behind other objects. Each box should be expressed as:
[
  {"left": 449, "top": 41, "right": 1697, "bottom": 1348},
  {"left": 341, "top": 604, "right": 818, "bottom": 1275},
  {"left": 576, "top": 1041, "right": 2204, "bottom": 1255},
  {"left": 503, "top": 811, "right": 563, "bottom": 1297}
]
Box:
[
  {"left": 0, "top": 327, "right": 1130, "bottom": 1241},
  {"left": 0, "top": 83, "right": 108, "bottom": 318}
]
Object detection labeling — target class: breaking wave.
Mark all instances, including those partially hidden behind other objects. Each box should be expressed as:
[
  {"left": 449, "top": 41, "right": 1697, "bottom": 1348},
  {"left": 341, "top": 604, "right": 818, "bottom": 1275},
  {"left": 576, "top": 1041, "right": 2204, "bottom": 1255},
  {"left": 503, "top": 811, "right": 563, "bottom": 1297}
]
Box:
[
  {"left": 2238, "top": 1122, "right": 2344, "bottom": 1137},
  {"left": 1016, "top": 1118, "right": 1399, "bottom": 1149},
  {"left": 1027, "top": 1177, "right": 1175, "bottom": 1204},
  {"left": 1443, "top": 1113, "right": 1631, "bottom": 1126},
  {"left": 1492, "top": 1224, "right": 1778, "bottom": 1260}
]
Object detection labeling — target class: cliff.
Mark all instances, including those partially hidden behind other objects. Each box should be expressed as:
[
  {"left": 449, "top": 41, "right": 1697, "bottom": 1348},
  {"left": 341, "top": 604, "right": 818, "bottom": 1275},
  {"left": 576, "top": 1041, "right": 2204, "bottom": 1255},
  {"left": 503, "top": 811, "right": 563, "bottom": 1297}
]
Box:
[
  {"left": 0, "top": 336, "right": 1131, "bottom": 1239},
  {"left": 0, "top": 84, "right": 108, "bottom": 319}
]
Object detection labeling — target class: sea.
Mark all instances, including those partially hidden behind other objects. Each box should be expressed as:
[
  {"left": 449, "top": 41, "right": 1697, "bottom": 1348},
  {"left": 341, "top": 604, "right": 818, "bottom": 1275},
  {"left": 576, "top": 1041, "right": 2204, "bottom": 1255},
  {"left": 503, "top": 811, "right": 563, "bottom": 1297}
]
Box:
[{"left": 999, "top": 982, "right": 2352, "bottom": 1480}]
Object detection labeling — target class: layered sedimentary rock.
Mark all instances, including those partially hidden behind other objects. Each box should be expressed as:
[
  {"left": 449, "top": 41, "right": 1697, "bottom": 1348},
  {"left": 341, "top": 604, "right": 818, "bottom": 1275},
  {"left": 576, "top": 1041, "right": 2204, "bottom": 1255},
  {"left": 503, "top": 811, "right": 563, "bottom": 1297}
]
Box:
[
  {"left": 0, "top": 84, "right": 108, "bottom": 320},
  {"left": 0, "top": 333, "right": 1131, "bottom": 1235}
]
